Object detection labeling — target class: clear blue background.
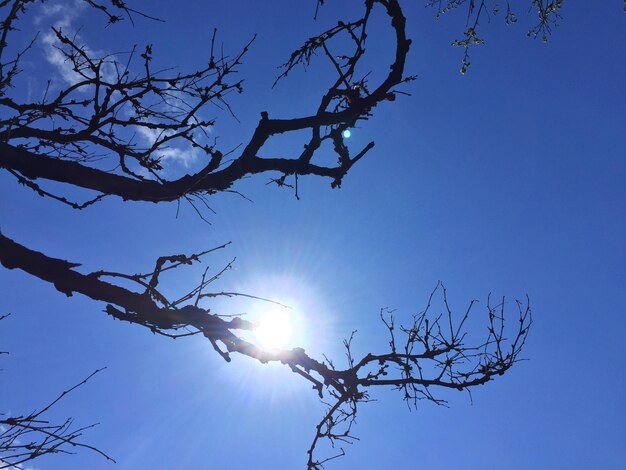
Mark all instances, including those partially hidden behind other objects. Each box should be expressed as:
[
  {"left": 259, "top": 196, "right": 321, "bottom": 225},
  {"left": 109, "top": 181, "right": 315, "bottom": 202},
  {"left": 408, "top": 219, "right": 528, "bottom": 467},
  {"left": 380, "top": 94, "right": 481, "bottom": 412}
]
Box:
[{"left": 1, "top": 1, "right": 625, "bottom": 469}]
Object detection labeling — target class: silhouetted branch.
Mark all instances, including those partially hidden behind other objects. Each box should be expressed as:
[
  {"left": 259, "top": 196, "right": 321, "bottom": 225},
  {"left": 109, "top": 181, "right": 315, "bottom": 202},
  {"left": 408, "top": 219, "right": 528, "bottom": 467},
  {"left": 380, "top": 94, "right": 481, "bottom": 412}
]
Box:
[
  {"left": 0, "top": 313, "right": 9, "bottom": 356},
  {"left": 306, "top": 282, "right": 531, "bottom": 468},
  {"left": 0, "top": 232, "right": 531, "bottom": 468},
  {"left": 0, "top": 1, "right": 559, "bottom": 467},
  {"left": 0, "top": 321, "right": 111, "bottom": 469},
  {"left": 0, "top": 0, "right": 411, "bottom": 208},
  {"left": 428, "top": 0, "right": 564, "bottom": 73}
]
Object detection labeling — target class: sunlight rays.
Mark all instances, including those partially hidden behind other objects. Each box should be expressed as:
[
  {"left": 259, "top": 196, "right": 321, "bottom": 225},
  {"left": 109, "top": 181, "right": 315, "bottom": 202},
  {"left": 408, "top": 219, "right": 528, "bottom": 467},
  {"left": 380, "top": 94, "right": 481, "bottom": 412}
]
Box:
[{"left": 255, "top": 309, "right": 293, "bottom": 350}]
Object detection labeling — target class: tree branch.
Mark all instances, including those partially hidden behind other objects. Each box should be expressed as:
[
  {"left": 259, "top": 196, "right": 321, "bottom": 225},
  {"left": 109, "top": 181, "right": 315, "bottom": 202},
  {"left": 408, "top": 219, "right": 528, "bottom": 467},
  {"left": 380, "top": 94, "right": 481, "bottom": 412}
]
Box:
[
  {"left": 1, "top": 0, "right": 411, "bottom": 207},
  {"left": 0, "top": 231, "right": 531, "bottom": 468}
]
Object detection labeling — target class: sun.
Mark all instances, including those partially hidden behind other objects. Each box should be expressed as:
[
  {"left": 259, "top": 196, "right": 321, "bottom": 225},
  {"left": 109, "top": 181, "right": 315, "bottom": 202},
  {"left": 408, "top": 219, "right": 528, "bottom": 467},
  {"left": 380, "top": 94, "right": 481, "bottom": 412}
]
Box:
[{"left": 255, "top": 310, "right": 293, "bottom": 350}]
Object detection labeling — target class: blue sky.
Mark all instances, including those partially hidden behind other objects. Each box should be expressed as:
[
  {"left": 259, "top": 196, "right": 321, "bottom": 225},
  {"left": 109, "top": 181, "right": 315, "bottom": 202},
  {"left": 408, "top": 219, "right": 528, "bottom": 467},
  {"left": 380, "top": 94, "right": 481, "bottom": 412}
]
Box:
[{"left": 1, "top": 1, "right": 625, "bottom": 469}]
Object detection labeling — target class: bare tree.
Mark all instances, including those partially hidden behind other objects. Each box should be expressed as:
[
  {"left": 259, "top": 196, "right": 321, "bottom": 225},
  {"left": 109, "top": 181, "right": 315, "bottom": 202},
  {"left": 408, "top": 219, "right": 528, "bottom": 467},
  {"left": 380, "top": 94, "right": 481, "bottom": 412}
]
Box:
[
  {"left": 429, "top": 0, "right": 564, "bottom": 73},
  {"left": 0, "top": 321, "right": 113, "bottom": 470},
  {"left": 0, "top": 0, "right": 565, "bottom": 467}
]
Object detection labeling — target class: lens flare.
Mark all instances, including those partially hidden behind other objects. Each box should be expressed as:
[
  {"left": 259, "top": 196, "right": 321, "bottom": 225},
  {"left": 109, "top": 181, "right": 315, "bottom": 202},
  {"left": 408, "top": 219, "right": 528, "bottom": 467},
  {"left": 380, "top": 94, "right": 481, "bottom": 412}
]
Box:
[{"left": 255, "top": 310, "right": 293, "bottom": 350}]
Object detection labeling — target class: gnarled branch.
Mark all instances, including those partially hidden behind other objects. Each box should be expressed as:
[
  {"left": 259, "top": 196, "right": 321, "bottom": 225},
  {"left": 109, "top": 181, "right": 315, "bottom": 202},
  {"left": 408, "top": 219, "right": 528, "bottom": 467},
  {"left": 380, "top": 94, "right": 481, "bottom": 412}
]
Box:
[
  {"left": 0, "top": 231, "right": 531, "bottom": 468},
  {"left": 1, "top": 0, "right": 411, "bottom": 207}
]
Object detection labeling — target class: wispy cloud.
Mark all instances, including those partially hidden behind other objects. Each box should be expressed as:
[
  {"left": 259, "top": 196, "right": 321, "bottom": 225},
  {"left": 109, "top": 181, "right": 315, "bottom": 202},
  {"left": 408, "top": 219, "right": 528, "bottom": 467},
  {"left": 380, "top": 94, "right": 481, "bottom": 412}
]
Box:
[
  {"left": 33, "top": 1, "right": 205, "bottom": 170},
  {"left": 134, "top": 125, "right": 201, "bottom": 169},
  {"left": 35, "top": 0, "right": 116, "bottom": 86}
]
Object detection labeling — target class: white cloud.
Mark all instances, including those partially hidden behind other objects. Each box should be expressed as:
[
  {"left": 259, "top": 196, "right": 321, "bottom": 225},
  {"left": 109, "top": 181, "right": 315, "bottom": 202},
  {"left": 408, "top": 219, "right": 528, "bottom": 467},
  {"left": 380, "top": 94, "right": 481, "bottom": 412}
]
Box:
[
  {"left": 134, "top": 125, "right": 200, "bottom": 169},
  {"left": 33, "top": 1, "right": 204, "bottom": 171},
  {"left": 36, "top": 0, "right": 115, "bottom": 86},
  {"left": 34, "top": 0, "right": 82, "bottom": 26}
]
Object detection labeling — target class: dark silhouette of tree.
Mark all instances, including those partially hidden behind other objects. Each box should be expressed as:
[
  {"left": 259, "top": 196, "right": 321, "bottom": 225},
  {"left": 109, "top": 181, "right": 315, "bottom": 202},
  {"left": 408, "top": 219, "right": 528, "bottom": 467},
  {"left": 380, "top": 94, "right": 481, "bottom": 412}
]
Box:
[
  {"left": 0, "top": 315, "right": 113, "bottom": 469},
  {"left": 0, "top": 0, "right": 568, "bottom": 468}
]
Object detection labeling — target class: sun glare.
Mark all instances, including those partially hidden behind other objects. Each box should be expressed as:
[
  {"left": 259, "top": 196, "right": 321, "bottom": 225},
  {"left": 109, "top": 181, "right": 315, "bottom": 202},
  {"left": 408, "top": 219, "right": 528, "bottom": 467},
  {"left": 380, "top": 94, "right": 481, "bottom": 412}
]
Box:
[{"left": 255, "top": 310, "right": 293, "bottom": 350}]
